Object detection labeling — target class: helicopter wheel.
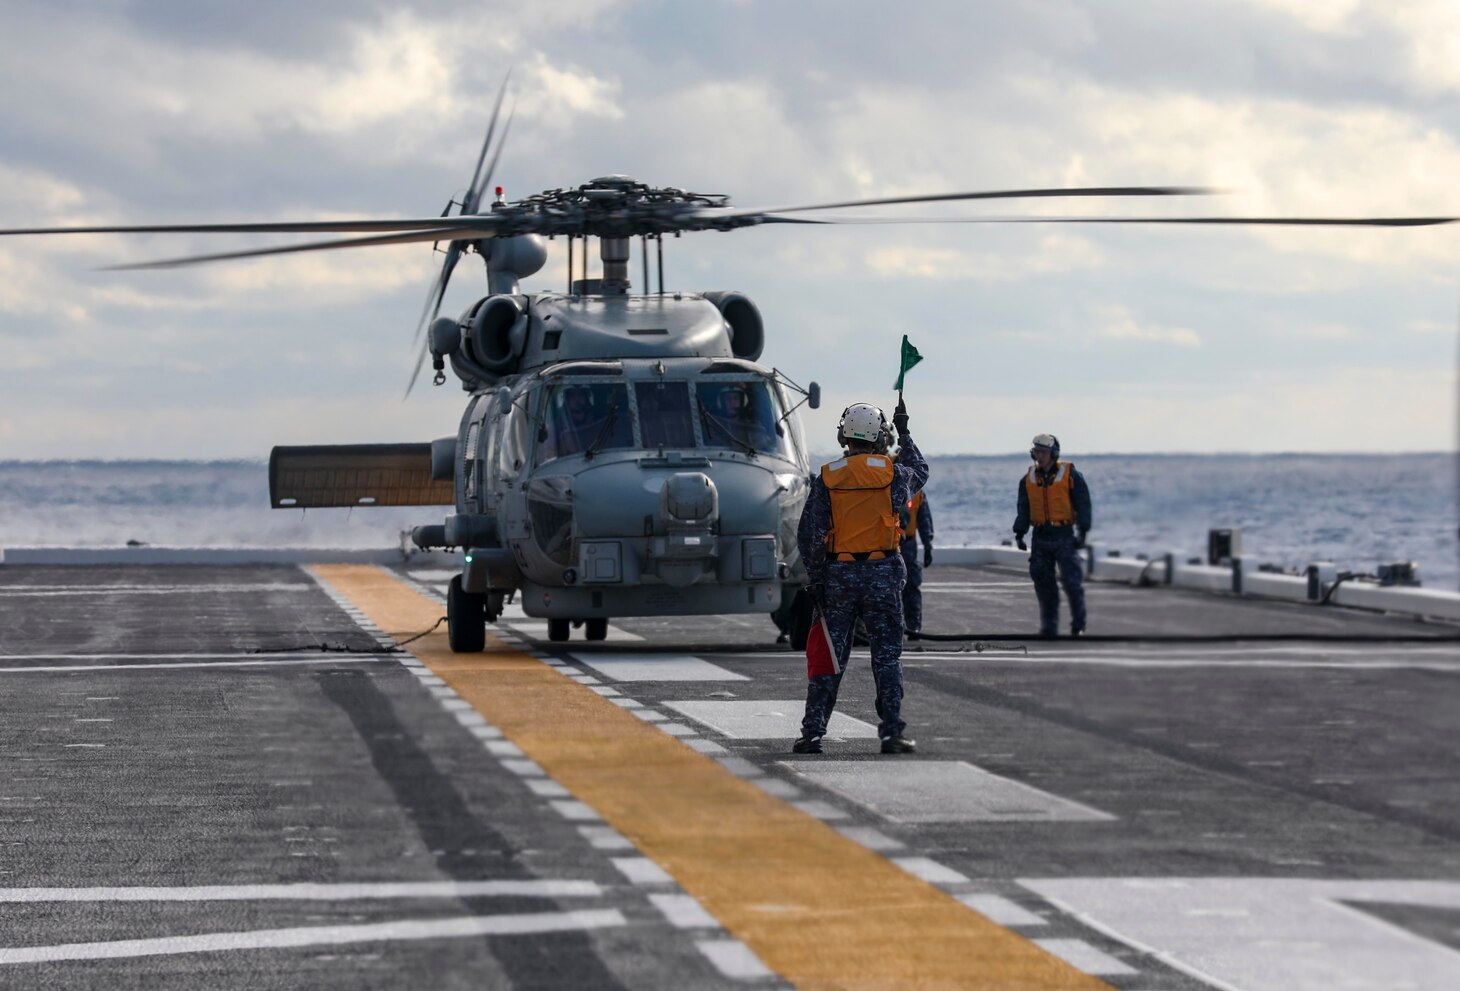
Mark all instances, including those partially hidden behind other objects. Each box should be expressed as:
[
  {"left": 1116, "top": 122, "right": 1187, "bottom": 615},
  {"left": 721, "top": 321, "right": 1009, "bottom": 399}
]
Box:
[
  {"left": 585, "top": 618, "right": 608, "bottom": 641},
  {"left": 548, "top": 618, "right": 571, "bottom": 642},
  {"left": 447, "top": 575, "right": 487, "bottom": 653}
]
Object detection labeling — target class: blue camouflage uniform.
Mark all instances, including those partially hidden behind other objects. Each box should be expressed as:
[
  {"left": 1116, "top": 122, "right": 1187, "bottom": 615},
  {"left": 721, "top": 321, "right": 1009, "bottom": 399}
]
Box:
[
  {"left": 898, "top": 494, "right": 934, "bottom": 633},
  {"left": 1014, "top": 463, "right": 1092, "bottom": 635},
  {"left": 798, "top": 435, "right": 929, "bottom": 740}
]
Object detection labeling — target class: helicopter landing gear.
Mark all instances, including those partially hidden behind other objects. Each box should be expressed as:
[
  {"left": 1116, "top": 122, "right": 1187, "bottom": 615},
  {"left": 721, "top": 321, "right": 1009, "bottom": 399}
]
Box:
[
  {"left": 585, "top": 618, "right": 608, "bottom": 641},
  {"left": 447, "top": 575, "right": 486, "bottom": 653},
  {"left": 548, "top": 618, "right": 571, "bottom": 642}
]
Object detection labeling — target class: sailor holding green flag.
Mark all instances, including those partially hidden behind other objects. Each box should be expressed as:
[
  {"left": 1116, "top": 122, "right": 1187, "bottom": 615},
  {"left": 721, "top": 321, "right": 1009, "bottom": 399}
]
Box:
[{"left": 793, "top": 336, "right": 928, "bottom": 756}]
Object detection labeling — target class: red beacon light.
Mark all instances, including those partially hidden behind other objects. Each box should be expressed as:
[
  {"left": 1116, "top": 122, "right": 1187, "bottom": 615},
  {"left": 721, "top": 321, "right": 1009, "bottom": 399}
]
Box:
[{"left": 494, "top": 186, "right": 505, "bottom": 205}]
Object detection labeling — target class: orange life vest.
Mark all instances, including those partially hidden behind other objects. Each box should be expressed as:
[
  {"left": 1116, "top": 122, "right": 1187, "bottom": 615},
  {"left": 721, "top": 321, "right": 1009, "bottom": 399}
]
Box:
[
  {"left": 822, "top": 454, "right": 901, "bottom": 559},
  {"left": 900, "top": 490, "right": 925, "bottom": 540},
  {"left": 1026, "top": 461, "right": 1076, "bottom": 526}
]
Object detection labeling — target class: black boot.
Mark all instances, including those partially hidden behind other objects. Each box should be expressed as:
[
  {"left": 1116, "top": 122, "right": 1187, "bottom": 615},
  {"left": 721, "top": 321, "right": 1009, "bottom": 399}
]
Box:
[
  {"left": 791, "top": 736, "right": 823, "bottom": 754},
  {"left": 880, "top": 735, "right": 917, "bottom": 754}
]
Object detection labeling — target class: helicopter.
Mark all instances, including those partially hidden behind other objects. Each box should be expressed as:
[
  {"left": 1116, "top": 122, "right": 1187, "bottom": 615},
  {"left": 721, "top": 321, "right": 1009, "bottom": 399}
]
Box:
[{"left": 3, "top": 89, "right": 1456, "bottom": 652}]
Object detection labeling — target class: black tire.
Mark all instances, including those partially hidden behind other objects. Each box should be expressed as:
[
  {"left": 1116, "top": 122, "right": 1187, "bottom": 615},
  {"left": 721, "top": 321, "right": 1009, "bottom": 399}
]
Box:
[
  {"left": 585, "top": 618, "right": 608, "bottom": 641},
  {"left": 548, "top": 618, "right": 571, "bottom": 642},
  {"left": 447, "top": 575, "right": 486, "bottom": 653}
]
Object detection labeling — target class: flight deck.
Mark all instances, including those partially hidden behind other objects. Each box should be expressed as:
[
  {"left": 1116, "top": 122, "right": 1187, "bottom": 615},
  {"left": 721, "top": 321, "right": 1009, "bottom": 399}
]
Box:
[{"left": 0, "top": 561, "right": 1456, "bottom": 990}]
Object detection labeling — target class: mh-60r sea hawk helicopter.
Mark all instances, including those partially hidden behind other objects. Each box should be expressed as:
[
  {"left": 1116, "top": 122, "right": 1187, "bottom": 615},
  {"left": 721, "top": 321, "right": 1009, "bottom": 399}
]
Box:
[{"left": 5, "top": 90, "right": 1454, "bottom": 651}]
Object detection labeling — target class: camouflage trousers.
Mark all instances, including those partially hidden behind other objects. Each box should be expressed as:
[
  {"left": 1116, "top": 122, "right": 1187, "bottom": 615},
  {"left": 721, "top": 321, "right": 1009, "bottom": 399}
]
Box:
[
  {"left": 801, "top": 557, "right": 908, "bottom": 740},
  {"left": 899, "top": 539, "right": 923, "bottom": 633},
  {"left": 1030, "top": 528, "right": 1087, "bottom": 634}
]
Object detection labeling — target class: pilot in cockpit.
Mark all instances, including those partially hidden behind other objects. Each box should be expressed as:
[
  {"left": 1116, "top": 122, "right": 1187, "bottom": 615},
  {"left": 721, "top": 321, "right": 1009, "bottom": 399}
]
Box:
[
  {"left": 712, "top": 384, "right": 775, "bottom": 452},
  {"left": 556, "top": 385, "right": 602, "bottom": 454}
]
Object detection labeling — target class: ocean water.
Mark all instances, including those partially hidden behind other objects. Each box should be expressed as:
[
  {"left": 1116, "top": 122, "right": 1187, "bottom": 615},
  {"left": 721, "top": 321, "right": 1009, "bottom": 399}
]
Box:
[{"left": 1, "top": 455, "right": 1456, "bottom": 591}]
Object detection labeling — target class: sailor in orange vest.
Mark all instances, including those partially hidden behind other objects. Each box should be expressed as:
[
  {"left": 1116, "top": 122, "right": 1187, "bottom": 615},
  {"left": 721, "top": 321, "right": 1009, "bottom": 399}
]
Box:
[
  {"left": 793, "top": 399, "right": 928, "bottom": 755},
  {"left": 1013, "top": 433, "right": 1092, "bottom": 636},
  {"left": 894, "top": 461, "right": 935, "bottom": 636}
]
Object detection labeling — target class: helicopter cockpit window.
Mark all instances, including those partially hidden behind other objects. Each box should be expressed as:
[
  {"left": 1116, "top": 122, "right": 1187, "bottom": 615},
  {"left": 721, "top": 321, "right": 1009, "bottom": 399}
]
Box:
[
  {"left": 538, "top": 382, "right": 633, "bottom": 463},
  {"left": 634, "top": 382, "right": 695, "bottom": 449},
  {"left": 695, "top": 380, "right": 789, "bottom": 458}
]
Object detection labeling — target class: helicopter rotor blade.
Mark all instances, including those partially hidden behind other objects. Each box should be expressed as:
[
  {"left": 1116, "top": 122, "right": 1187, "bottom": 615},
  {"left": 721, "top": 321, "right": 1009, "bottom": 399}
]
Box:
[
  {"left": 462, "top": 72, "right": 513, "bottom": 215},
  {"left": 403, "top": 243, "right": 465, "bottom": 398},
  {"left": 696, "top": 185, "right": 1219, "bottom": 222},
  {"left": 753, "top": 212, "right": 1460, "bottom": 228},
  {"left": 102, "top": 225, "right": 489, "bottom": 270},
  {"left": 470, "top": 104, "right": 516, "bottom": 210},
  {"left": 0, "top": 217, "right": 499, "bottom": 237}
]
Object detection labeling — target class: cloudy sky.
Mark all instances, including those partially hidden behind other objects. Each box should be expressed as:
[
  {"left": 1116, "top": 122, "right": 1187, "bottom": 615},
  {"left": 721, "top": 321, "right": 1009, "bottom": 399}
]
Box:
[{"left": 0, "top": 0, "right": 1456, "bottom": 458}]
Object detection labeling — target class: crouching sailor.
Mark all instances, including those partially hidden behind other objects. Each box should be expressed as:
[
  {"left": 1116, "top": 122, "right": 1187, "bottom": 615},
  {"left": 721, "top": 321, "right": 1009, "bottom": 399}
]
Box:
[
  {"left": 794, "top": 399, "right": 927, "bottom": 755},
  {"left": 1013, "top": 433, "right": 1092, "bottom": 637}
]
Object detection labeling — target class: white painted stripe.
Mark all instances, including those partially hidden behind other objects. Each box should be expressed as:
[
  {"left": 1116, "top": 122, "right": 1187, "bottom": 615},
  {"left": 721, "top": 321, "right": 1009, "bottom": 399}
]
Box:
[
  {"left": 648, "top": 893, "right": 719, "bottom": 929},
  {"left": 1031, "top": 938, "right": 1137, "bottom": 976},
  {"left": 630, "top": 708, "right": 669, "bottom": 722},
  {"left": 666, "top": 700, "right": 878, "bottom": 740},
  {"left": 499, "top": 758, "right": 545, "bottom": 776},
  {"left": 683, "top": 738, "right": 729, "bottom": 755},
  {"left": 0, "top": 652, "right": 371, "bottom": 661},
  {"left": 525, "top": 780, "right": 570, "bottom": 798},
  {"left": 958, "top": 894, "right": 1047, "bottom": 927},
  {"left": 550, "top": 800, "right": 601, "bottom": 822},
  {"left": 0, "top": 657, "right": 389, "bottom": 674},
  {"left": 791, "top": 800, "right": 847, "bottom": 821},
  {"left": 567, "top": 674, "right": 602, "bottom": 684},
  {"left": 466, "top": 725, "right": 504, "bottom": 740},
  {"left": 608, "top": 697, "right": 645, "bottom": 709},
  {"left": 657, "top": 722, "right": 695, "bottom": 736},
  {"left": 577, "top": 826, "right": 634, "bottom": 850},
  {"left": 695, "top": 938, "right": 775, "bottom": 980},
  {"left": 571, "top": 653, "right": 750, "bottom": 683},
  {"left": 611, "top": 857, "right": 674, "bottom": 885},
  {"left": 751, "top": 778, "right": 801, "bottom": 799},
  {"left": 587, "top": 685, "right": 622, "bottom": 697},
  {"left": 485, "top": 741, "right": 524, "bottom": 757},
  {"left": 0, "top": 584, "right": 312, "bottom": 596},
  {"left": 0, "top": 910, "right": 626, "bottom": 965},
  {"left": 892, "top": 858, "right": 971, "bottom": 885},
  {"left": 912, "top": 652, "right": 1460, "bottom": 672},
  {"left": 0, "top": 881, "right": 601, "bottom": 903},
  {"left": 715, "top": 757, "right": 762, "bottom": 778},
  {"left": 782, "top": 760, "right": 1114, "bottom": 824},
  {"left": 834, "top": 826, "right": 904, "bottom": 851}
]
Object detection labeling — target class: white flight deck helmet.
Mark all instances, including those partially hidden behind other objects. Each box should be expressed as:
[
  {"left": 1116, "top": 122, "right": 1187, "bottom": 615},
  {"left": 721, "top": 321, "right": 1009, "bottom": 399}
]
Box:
[
  {"left": 1030, "top": 433, "right": 1061, "bottom": 460},
  {"left": 838, "top": 403, "right": 890, "bottom": 451}
]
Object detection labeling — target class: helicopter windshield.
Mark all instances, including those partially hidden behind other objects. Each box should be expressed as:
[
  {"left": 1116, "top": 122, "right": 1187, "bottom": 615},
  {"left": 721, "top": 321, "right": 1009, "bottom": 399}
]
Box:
[
  {"left": 696, "top": 380, "right": 789, "bottom": 458},
  {"left": 634, "top": 381, "right": 696, "bottom": 448},
  {"left": 538, "top": 382, "right": 633, "bottom": 462}
]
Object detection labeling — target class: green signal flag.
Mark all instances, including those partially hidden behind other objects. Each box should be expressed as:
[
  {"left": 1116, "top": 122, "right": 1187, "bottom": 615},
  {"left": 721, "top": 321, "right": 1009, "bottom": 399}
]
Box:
[{"left": 894, "top": 335, "right": 923, "bottom": 392}]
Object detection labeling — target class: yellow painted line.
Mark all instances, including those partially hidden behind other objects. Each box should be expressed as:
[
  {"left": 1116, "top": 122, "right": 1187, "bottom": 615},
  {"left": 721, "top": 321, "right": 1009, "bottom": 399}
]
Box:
[{"left": 315, "top": 564, "right": 1114, "bottom": 991}]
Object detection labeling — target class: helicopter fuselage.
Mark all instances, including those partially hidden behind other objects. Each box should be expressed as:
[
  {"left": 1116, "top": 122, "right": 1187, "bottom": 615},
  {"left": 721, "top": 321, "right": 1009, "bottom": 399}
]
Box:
[{"left": 423, "top": 288, "right": 814, "bottom": 632}]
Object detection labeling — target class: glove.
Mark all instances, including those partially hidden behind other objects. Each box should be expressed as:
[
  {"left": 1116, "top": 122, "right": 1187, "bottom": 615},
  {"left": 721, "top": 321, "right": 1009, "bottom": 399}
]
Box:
[
  {"left": 1015, "top": 534, "right": 1027, "bottom": 551},
  {"left": 923, "top": 547, "right": 933, "bottom": 568},
  {"left": 1073, "top": 529, "right": 1087, "bottom": 549},
  {"left": 892, "top": 397, "right": 909, "bottom": 436},
  {"left": 804, "top": 583, "right": 825, "bottom": 609}
]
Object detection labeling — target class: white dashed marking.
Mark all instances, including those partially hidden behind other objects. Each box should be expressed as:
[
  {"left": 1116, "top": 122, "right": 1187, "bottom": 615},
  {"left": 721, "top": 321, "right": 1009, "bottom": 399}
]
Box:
[
  {"left": 695, "top": 938, "right": 775, "bottom": 980},
  {"left": 648, "top": 893, "right": 719, "bottom": 929},
  {"left": 611, "top": 857, "right": 674, "bottom": 886}
]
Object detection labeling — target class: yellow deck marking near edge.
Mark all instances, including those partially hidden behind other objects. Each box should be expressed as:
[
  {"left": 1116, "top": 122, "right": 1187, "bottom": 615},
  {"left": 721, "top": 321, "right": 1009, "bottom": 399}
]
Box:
[{"left": 315, "top": 565, "right": 1114, "bottom": 991}]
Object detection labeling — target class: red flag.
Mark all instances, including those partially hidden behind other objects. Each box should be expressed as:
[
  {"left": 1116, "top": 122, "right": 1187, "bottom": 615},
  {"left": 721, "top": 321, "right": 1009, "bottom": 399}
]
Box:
[{"left": 805, "top": 607, "right": 841, "bottom": 678}]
